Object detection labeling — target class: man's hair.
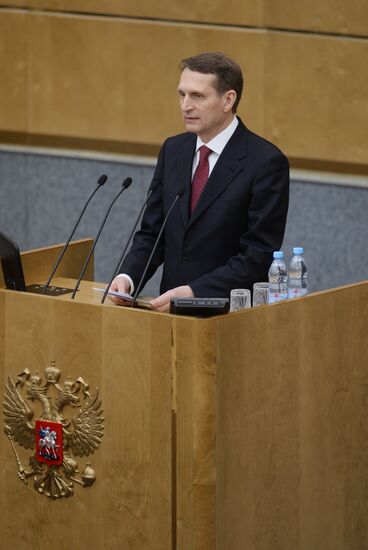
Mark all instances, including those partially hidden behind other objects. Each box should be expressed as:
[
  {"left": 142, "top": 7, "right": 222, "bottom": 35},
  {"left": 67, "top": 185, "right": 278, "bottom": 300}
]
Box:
[{"left": 180, "top": 52, "right": 244, "bottom": 113}]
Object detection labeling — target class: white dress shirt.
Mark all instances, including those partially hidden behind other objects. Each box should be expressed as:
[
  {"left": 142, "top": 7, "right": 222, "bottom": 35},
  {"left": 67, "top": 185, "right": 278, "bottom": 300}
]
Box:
[{"left": 191, "top": 116, "right": 238, "bottom": 178}]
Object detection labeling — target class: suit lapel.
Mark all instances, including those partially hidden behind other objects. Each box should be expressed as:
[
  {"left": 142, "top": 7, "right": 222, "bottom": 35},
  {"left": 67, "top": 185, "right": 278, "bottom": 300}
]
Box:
[{"left": 188, "top": 121, "right": 249, "bottom": 228}]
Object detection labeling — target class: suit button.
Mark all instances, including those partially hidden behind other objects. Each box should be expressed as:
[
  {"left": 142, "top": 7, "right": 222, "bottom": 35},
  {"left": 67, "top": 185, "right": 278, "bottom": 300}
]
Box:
[{"left": 182, "top": 256, "right": 189, "bottom": 264}]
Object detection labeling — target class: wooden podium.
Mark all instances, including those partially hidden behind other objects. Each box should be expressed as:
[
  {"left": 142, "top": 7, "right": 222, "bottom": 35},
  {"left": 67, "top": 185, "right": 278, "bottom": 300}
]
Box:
[{"left": 0, "top": 240, "right": 367, "bottom": 550}]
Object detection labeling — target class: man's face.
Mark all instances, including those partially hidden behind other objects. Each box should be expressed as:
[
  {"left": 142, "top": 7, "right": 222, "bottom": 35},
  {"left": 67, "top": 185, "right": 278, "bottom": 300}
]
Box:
[{"left": 177, "top": 68, "right": 235, "bottom": 143}]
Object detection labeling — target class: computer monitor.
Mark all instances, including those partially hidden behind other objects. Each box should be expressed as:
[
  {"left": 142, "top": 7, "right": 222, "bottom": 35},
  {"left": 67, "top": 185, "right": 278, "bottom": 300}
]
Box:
[{"left": 0, "top": 230, "right": 27, "bottom": 291}]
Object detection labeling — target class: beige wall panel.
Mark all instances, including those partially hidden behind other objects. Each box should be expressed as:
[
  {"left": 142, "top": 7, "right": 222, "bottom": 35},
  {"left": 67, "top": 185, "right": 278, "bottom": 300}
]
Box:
[
  {"left": 2, "top": 10, "right": 367, "bottom": 166},
  {"left": 28, "top": 13, "right": 264, "bottom": 144},
  {"left": 265, "top": 0, "right": 368, "bottom": 37},
  {"left": 5, "top": 0, "right": 368, "bottom": 36},
  {"left": 0, "top": 1, "right": 28, "bottom": 6},
  {"left": 26, "top": 0, "right": 264, "bottom": 27},
  {"left": 0, "top": 11, "right": 28, "bottom": 132},
  {"left": 264, "top": 33, "right": 368, "bottom": 164}
]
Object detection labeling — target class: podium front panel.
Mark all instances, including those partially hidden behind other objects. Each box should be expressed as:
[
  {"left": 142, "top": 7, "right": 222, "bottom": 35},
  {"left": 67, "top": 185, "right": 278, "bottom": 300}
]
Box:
[{"left": 0, "top": 290, "right": 172, "bottom": 550}]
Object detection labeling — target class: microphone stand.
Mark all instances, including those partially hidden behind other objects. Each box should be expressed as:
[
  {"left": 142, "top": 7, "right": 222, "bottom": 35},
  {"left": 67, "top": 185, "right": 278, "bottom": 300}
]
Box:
[
  {"left": 42, "top": 174, "right": 108, "bottom": 295},
  {"left": 101, "top": 181, "right": 158, "bottom": 304},
  {"left": 71, "top": 177, "right": 132, "bottom": 299},
  {"left": 131, "top": 188, "right": 185, "bottom": 308}
]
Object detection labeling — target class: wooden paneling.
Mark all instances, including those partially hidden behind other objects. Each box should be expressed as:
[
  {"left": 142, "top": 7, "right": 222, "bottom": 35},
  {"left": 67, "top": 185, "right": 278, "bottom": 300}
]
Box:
[
  {"left": 21, "top": 238, "right": 94, "bottom": 283},
  {"left": 264, "top": 0, "right": 368, "bottom": 37},
  {"left": 0, "top": 290, "right": 172, "bottom": 549},
  {"left": 0, "top": 241, "right": 172, "bottom": 548},
  {"left": 1, "top": 243, "right": 368, "bottom": 549},
  {"left": 4, "top": 1, "right": 368, "bottom": 36},
  {"left": 0, "top": 8, "right": 367, "bottom": 167},
  {"left": 0, "top": 11, "right": 27, "bottom": 132},
  {"left": 216, "top": 284, "right": 368, "bottom": 549},
  {"left": 26, "top": 13, "right": 263, "bottom": 145},
  {"left": 8, "top": 0, "right": 264, "bottom": 27},
  {"left": 0, "top": 0, "right": 26, "bottom": 6},
  {"left": 264, "top": 32, "right": 368, "bottom": 164},
  {"left": 174, "top": 317, "right": 217, "bottom": 549}
]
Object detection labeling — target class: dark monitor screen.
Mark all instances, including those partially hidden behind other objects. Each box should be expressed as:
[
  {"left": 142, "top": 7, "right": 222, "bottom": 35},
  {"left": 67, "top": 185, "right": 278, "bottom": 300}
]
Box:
[{"left": 0, "top": 230, "right": 27, "bottom": 291}]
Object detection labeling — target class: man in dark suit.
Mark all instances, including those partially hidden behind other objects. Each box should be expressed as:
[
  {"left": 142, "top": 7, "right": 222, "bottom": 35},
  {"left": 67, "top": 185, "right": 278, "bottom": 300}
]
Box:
[{"left": 110, "top": 52, "right": 289, "bottom": 312}]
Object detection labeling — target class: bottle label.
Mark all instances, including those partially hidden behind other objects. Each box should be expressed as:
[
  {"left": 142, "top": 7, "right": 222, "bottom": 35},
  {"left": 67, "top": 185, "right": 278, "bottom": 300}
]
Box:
[
  {"left": 268, "top": 292, "right": 288, "bottom": 304},
  {"left": 288, "top": 288, "right": 308, "bottom": 299}
]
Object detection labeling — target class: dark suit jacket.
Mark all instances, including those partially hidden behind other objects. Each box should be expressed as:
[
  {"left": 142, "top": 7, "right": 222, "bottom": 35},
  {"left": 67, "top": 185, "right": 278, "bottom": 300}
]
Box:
[{"left": 120, "top": 118, "right": 289, "bottom": 298}]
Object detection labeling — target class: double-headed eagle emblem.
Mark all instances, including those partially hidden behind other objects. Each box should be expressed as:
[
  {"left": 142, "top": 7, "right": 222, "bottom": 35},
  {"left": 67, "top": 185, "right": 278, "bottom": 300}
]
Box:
[{"left": 3, "top": 362, "right": 104, "bottom": 499}]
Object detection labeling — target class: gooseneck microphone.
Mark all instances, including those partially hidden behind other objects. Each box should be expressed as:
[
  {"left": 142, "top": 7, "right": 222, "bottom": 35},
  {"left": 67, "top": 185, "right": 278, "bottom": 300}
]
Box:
[
  {"left": 42, "top": 174, "right": 108, "bottom": 295},
  {"left": 71, "top": 177, "right": 132, "bottom": 299},
  {"left": 131, "top": 186, "right": 186, "bottom": 308},
  {"left": 101, "top": 180, "right": 159, "bottom": 304}
]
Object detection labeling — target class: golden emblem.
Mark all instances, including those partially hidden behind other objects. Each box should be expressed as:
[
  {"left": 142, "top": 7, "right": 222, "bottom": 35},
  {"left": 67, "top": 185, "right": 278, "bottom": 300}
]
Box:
[{"left": 3, "top": 362, "right": 104, "bottom": 499}]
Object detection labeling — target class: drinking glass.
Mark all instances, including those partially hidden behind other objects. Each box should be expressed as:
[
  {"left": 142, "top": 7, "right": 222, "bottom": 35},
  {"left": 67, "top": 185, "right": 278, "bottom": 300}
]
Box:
[
  {"left": 230, "top": 289, "right": 251, "bottom": 312},
  {"left": 252, "top": 282, "right": 269, "bottom": 307}
]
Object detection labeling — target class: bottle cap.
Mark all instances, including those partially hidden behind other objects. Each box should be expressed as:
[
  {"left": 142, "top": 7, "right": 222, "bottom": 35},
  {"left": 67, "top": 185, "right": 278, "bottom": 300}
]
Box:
[
  {"left": 273, "top": 251, "right": 284, "bottom": 259},
  {"left": 293, "top": 247, "right": 304, "bottom": 255}
]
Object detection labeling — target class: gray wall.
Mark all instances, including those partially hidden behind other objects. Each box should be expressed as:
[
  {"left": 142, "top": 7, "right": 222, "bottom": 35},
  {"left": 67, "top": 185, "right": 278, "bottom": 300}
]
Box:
[{"left": 1, "top": 148, "right": 367, "bottom": 296}]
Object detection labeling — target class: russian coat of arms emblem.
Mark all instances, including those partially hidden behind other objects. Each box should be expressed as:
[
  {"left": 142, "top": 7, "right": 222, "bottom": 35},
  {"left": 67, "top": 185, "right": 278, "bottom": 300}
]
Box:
[{"left": 3, "top": 362, "right": 104, "bottom": 499}]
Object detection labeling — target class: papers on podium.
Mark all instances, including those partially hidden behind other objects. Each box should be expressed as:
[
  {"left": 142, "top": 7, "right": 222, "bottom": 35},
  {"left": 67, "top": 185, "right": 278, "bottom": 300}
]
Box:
[{"left": 93, "top": 287, "right": 153, "bottom": 309}]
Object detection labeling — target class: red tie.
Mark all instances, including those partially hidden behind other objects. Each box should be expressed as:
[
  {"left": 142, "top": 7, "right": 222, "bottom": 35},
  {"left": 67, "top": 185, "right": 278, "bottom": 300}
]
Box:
[{"left": 191, "top": 145, "right": 212, "bottom": 213}]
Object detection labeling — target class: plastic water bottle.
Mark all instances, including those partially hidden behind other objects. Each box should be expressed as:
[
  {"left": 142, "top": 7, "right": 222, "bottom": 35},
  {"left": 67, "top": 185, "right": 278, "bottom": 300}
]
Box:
[
  {"left": 268, "top": 251, "right": 288, "bottom": 304},
  {"left": 288, "top": 247, "right": 308, "bottom": 298}
]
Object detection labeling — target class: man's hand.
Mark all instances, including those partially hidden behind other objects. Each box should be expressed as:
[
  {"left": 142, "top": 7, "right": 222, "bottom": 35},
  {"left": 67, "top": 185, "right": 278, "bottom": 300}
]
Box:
[
  {"left": 107, "top": 276, "right": 132, "bottom": 306},
  {"left": 150, "top": 285, "right": 194, "bottom": 313}
]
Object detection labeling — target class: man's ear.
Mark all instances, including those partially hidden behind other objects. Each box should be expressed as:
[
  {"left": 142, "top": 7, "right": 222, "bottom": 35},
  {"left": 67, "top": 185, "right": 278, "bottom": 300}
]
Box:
[{"left": 223, "top": 90, "right": 237, "bottom": 113}]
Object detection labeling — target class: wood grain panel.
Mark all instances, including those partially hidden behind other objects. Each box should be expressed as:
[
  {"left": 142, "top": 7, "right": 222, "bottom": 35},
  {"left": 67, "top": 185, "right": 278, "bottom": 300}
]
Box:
[
  {"left": 6, "top": 1, "right": 368, "bottom": 36},
  {"left": 264, "top": 32, "right": 368, "bottom": 164},
  {"left": 174, "top": 317, "right": 217, "bottom": 550},
  {"left": 1, "top": 255, "right": 368, "bottom": 548},
  {"left": 27, "top": 13, "right": 263, "bottom": 145},
  {"left": 1, "top": 9, "right": 367, "bottom": 167},
  {"left": 18, "top": 0, "right": 264, "bottom": 27},
  {"left": 0, "top": 1, "right": 27, "bottom": 7},
  {"left": 22, "top": 238, "right": 94, "bottom": 283},
  {"left": 0, "top": 11, "right": 27, "bottom": 132},
  {"left": 216, "top": 283, "right": 368, "bottom": 549},
  {"left": 23, "top": 12, "right": 368, "bottom": 165},
  {"left": 264, "top": 0, "right": 368, "bottom": 37},
  {"left": 0, "top": 290, "right": 173, "bottom": 549}
]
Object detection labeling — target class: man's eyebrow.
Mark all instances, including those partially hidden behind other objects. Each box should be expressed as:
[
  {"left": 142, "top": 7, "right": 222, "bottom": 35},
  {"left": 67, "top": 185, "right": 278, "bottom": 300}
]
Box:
[{"left": 177, "top": 87, "right": 202, "bottom": 94}]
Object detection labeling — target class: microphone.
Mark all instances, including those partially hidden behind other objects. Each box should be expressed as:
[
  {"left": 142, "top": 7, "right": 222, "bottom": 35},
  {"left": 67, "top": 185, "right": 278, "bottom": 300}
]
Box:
[
  {"left": 42, "top": 174, "right": 108, "bottom": 295},
  {"left": 101, "top": 180, "right": 159, "bottom": 304},
  {"left": 131, "top": 186, "right": 185, "bottom": 308},
  {"left": 71, "top": 177, "right": 132, "bottom": 299}
]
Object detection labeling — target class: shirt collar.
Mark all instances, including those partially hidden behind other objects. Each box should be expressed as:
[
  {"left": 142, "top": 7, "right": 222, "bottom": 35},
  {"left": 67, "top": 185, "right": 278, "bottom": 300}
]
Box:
[{"left": 195, "top": 116, "right": 239, "bottom": 156}]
